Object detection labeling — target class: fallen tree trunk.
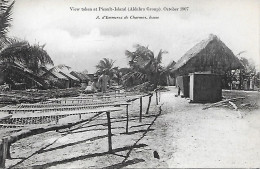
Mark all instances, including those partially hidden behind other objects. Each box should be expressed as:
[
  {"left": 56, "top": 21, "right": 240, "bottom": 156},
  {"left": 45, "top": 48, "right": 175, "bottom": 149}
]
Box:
[{"left": 203, "top": 97, "right": 245, "bottom": 110}]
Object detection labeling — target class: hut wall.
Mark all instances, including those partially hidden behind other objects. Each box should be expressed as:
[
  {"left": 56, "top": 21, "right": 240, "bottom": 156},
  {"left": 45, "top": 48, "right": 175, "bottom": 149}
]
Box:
[
  {"left": 189, "top": 73, "right": 222, "bottom": 103},
  {"left": 176, "top": 75, "right": 189, "bottom": 97},
  {"left": 81, "top": 82, "right": 87, "bottom": 88}
]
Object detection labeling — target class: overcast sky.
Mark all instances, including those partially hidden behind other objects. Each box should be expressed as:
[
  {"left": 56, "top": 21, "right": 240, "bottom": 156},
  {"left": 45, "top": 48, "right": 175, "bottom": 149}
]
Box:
[{"left": 8, "top": 0, "right": 260, "bottom": 73}]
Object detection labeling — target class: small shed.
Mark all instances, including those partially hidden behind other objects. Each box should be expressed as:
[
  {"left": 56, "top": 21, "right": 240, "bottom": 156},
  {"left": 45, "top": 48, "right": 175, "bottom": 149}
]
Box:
[{"left": 189, "top": 73, "right": 222, "bottom": 102}]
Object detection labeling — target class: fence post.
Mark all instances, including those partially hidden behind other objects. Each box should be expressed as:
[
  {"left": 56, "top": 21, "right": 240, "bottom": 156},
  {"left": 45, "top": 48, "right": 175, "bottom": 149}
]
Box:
[
  {"left": 146, "top": 94, "right": 152, "bottom": 114},
  {"left": 79, "top": 114, "right": 82, "bottom": 120},
  {"left": 126, "top": 105, "right": 129, "bottom": 134},
  {"left": 55, "top": 116, "right": 59, "bottom": 124},
  {"left": 139, "top": 97, "right": 142, "bottom": 122},
  {"left": 0, "top": 138, "right": 8, "bottom": 168},
  {"left": 155, "top": 91, "right": 158, "bottom": 105},
  {"left": 106, "top": 111, "right": 113, "bottom": 153},
  {"left": 158, "top": 90, "right": 161, "bottom": 102}
]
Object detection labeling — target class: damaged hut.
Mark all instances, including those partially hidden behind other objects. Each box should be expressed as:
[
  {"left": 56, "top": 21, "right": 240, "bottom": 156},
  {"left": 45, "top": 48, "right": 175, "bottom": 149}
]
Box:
[
  {"left": 70, "top": 71, "right": 90, "bottom": 88},
  {"left": 171, "top": 34, "right": 244, "bottom": 102}
]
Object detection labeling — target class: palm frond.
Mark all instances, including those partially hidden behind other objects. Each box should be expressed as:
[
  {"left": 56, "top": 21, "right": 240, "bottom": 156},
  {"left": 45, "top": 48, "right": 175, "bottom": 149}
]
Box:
[
  {"left": 96, "top": 58, "right": 115, "bottom": 72},
  {"left": 156, "top": 49, "right": 168, "bottom": 64},
  {"left": 125, "top": 50, "right": 135, "bottom": 60},
  {"left": 0, "top": 0, "right": 14, "bottom": 41},
  {"left": 0, "top": 39, "right": 29, "bottom": 63},
  {"left": 30, "top": 43, "right": 54, "bottom": 66},
  {"left": 121, "top": 71, "right": 147, "bottom": 86}
]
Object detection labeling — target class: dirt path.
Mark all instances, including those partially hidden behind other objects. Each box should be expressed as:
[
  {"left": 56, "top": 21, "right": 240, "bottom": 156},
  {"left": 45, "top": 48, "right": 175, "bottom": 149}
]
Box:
[{"left": 134, "top": 87, "right": 260, "bottom": 168}]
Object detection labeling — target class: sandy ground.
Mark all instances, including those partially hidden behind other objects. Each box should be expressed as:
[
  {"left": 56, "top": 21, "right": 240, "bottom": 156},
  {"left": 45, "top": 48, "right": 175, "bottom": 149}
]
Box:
[{"left": 3, "top": 87, "right": 260, "bottom": 168}]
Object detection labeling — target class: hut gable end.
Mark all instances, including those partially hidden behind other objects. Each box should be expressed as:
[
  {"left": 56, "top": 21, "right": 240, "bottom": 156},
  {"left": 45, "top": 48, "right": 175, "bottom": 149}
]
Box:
[{"left": 172, "top": 34, "right": 244, "bottom": 76}]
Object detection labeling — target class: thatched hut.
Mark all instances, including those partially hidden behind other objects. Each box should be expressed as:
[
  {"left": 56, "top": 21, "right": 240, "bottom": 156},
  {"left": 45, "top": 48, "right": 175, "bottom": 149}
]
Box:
[
  {"left": 172, "top": 34, "right": 244, "bottom": 102},
  {"left": 70, "top": 71, "right": 90, "bottom": 88},
  {"left": 40, "top": 67, "right": 70, "bottom": 89},
  {"left": 171, "top": 34, "right": 244, "bottom": 76},
  {"left": 59, "top": 71, "right": 80, "bottom": 88}
]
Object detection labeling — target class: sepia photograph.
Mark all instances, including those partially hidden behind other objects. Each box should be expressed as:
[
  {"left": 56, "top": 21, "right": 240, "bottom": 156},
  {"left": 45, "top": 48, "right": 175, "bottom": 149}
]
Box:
[{"left": 0, "top": 0, "right": 260, "bottom": 168}]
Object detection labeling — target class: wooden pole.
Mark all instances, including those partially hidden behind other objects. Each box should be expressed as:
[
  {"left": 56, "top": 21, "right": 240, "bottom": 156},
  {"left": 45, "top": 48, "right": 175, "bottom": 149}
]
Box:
[
  {"left": 156, "top": 91, "right": 158, "bottom": 105},
  {"left": 0, "top": 138, "right": 8, "bottom": 168},
  {"left": 146, "top": 94, "right": 152, "bottom": 114},
  {"left": 55, "top": 116, "right": 59, "bottom": 124},
  {"left": 79, "top": 114, "right": 82, "bottom": 120},
  {"left": 126, "top": 105, "right": 129, "bottom": 134},
  {"left": 158, "top": 90, "right": 161, "bottom": 103},
  {"left": 106, "top": 111, "right": 113, "bottom": 153},
  {"left": 139, "top": 97, "right": 142, "bottom": 122}
]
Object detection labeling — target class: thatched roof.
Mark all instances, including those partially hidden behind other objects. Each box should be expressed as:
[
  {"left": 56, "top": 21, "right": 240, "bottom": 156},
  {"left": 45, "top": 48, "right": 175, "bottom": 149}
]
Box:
[
  {"left": 70, "top": 71, "right": 90, "bottom": 81},
  {"left": 51, "top": 71, "right": 68, "bottom": 80},
  {"left": 171, "top": 34, "right": 244, "bottom": 75},
  {"left": 40, "top": 67, "right": 68, "bottom": 80},
  {"left": 59, "top": 71, "right": 79, "bottom": 81}
]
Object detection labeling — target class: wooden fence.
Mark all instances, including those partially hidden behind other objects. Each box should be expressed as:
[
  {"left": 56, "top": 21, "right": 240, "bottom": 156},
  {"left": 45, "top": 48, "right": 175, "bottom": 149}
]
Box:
[{"left": 0, "top": 91, "right": 160, "bottom": 168}]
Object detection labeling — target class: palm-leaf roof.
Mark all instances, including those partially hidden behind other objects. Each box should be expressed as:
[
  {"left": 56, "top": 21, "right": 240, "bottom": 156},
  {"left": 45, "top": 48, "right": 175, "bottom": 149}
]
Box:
[{"left": 171, "top": 34, "right": 244, "bottom": 75}]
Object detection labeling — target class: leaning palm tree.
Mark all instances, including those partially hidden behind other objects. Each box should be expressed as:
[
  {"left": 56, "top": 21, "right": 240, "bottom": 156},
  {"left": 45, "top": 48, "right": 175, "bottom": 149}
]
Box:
[
  {"left": 0, "top": 1, "right": 55, "bottom": 89},
  {"left": 124, "top": 44, "right": 168, "bottom": 89},
  {"left": 1, "top": 39, "right": 54, "bottom": 72},
  {"left": 0, "top": 39, "right": 54, "bottom": 88}
]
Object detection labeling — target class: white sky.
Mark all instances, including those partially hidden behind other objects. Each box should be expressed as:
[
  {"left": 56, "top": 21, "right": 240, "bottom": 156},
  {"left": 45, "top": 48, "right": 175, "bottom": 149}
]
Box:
[{"left": 8, "top": 0, "right": 260, "bottom": 73}]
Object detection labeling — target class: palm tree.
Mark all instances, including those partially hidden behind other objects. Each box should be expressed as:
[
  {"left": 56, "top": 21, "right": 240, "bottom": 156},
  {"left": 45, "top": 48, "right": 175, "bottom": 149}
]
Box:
[
  {"left": 124, "top": 44, "right": 168, "bottom": 89},
  {"left": 0, "top": 39, "right": 54, "bottom": 88},
  {"left": 0, "top": 1, "right": 55, "bottom": 89},
  {"left": 96, "top": 58, "right": 115, "bottom": 73},
  {"left": 1, "top": 39, "right": 53, "bottom": 72},
  {"left": 96, "top": 58, "right": 118, "bottom": 81}
]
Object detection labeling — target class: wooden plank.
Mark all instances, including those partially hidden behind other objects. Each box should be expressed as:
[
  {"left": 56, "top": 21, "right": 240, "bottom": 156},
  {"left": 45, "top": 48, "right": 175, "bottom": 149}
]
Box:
[
  {"left": 0, "top": 124, "right": 25, "bottom": 128},
  {"left": 2, "top": 103, "right": 129, "bottom": 114},
  {"left": 11, "top": 107, "right": 123, "bottom": 118}
]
